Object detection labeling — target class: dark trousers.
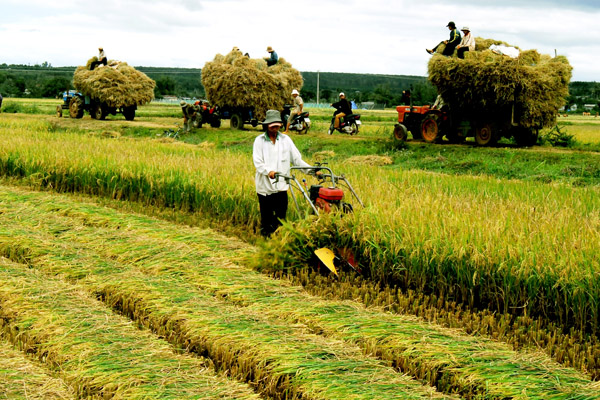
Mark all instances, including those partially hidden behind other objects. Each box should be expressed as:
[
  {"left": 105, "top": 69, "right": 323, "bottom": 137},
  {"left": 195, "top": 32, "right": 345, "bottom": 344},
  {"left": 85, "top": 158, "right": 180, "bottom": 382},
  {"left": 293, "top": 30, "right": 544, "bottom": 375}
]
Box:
[
  {"left": 457, "top": 47, "right": 469, "bottom": 59},
  {"left": 90, "top": 57, "right": 108, "bottom": 70},
  {"left": 433, "top": 42, "right": 457, "bottom": 56},
  {"left": 257, "top": 191, "right": 288, "bottom": 236}
]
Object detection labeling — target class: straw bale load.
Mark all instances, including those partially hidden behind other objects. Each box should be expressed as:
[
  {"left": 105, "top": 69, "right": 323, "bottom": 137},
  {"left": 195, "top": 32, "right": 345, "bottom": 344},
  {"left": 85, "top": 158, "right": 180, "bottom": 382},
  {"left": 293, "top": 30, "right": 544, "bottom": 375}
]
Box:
[
  {"left": 73, "top": 57, "right": 155, "bottom": 108},
  {"left": 201, "top": 49, "right": 303, "bottom": 121},
  {"left": 427, "top": 38, "right": 572, "bottom": 129}
]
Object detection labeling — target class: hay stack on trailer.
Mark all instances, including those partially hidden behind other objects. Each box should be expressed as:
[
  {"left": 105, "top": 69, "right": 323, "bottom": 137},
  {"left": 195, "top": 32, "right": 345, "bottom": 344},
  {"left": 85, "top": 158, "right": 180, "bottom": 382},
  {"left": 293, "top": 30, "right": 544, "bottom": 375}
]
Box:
[
  {"left": 427, "top": 38, "right": 572, "bottom": 145},
  {"left": 201, "top": 48, "right": 303, "bottom": 125},
  {"left": 73, "top": 58, "right": 155, "bottom": 108}
]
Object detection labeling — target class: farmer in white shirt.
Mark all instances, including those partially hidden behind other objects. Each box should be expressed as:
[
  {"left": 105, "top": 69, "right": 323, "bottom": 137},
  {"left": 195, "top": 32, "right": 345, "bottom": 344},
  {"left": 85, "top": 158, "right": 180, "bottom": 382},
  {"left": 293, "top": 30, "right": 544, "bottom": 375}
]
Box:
[
  {"left": 253, "top": 109, "right": 315, "bottom": 236},
  {"left": 457, "top": 27, "right": 476, "bottom": 59}
]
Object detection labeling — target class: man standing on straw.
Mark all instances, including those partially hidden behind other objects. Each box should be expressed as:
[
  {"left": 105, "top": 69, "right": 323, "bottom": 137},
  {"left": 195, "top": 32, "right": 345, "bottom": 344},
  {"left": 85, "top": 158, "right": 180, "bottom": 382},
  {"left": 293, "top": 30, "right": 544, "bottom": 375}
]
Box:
[
  {"left": 456, "top": 27, "right": 476, "bottom": 59},
  {"left": 427, "top": 21, "right": 461, "bottom": 56},
  {"left": 253, "top": 110, "right": 314, "bottom": 237}
]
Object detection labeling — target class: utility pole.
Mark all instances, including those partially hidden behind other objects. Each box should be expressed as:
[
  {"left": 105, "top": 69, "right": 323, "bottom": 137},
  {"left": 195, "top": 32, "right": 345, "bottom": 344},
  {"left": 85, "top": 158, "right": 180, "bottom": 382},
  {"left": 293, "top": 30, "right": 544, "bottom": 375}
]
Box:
[{"left": 317, "top": 70, "right": 320, "bottom": 105}]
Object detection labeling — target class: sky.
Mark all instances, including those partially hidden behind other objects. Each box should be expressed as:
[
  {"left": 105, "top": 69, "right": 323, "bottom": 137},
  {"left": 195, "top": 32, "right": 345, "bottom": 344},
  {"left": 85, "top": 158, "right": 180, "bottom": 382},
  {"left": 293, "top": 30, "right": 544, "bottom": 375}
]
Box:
[{"left": 1, "top": 0, "right": 599, "bottom": 81}]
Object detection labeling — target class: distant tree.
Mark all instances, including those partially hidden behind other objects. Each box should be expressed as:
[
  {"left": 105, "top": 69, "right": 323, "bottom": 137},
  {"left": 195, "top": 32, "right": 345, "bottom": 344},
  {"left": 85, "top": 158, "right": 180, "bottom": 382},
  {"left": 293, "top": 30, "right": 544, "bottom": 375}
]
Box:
[
  {"left": 300, "top": 88, "right": 315, "bottom": 102},
  {"left": 154, "top": 76, "right": 177, "bottom": 97},
  {"left": 321, "top": 89, "right": 332, "bottom": 103},
  {"left": 372, "top": 84, "right": 394, "bottom": 107},
  {"left": 40, "top": 77, "right": 71, "bottom": 98}
]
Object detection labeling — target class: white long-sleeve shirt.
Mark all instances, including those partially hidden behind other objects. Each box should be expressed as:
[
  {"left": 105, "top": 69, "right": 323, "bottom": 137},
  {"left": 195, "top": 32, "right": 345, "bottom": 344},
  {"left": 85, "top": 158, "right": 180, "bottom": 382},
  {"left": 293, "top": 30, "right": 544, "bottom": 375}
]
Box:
[
  {"left": 253, "top": 132, "right": 311, "bottom": 196},
  {"left": 459, "top": 32, "right": 476, "bottom": 51}
]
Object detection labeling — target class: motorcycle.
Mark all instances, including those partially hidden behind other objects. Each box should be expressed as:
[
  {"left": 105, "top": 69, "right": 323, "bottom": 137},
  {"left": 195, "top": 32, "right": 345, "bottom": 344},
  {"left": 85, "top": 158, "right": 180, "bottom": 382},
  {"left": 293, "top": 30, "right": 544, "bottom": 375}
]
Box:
[
  {"left": 327, "top": 112, "right": 361, "bottom": 135},
  {"left": 281, "top": 105, "right": 311, "bottom": 134}
]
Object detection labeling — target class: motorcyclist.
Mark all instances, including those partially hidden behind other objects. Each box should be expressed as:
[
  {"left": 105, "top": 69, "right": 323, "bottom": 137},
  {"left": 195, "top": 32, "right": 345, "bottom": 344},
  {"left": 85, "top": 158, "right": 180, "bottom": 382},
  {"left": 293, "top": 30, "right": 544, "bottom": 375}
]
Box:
[
  {"left": 330, "top": 92, "right": 352, "bottom": 130},
  {"left": 284, "top": 89, "right": 303, "bottom": 133}
]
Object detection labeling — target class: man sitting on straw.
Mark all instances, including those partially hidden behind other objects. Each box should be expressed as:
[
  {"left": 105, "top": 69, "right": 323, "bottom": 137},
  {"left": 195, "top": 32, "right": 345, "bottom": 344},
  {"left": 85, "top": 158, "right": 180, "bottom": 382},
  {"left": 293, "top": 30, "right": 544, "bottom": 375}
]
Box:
[
  {"left": 427, "top": 21, "right": 461, "bottom": 56},
  {"left": 90, "top": 47, "right": 108, "bottom": 70},
  {"left": 265, "top": 46, "right": 278, "bottom": 66},
  {"left": 456, "top": 27, "right": 476, "bottom": 59}
]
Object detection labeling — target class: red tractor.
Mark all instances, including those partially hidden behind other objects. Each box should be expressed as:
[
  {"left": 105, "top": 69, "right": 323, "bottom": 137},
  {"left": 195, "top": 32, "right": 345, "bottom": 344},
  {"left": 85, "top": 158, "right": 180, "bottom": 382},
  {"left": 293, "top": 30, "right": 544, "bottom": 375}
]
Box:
[{"left": 393, "top": 100, "right": 538, "bottom": 147}]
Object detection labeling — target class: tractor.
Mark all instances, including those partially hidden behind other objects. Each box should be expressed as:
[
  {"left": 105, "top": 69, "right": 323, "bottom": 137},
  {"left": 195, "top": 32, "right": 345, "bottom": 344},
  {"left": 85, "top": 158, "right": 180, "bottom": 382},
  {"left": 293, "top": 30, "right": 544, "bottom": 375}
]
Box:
[
  {"left": 393, "top": 97, "right": 539, "bottom": 146},
  {"left": 57, "top": 90, "right": 137, "bottom": 121}
]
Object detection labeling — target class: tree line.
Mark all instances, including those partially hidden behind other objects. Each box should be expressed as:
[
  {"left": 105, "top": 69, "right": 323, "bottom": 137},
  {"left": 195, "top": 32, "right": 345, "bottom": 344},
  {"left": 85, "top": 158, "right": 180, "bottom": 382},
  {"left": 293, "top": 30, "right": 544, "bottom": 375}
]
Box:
[{"left": 1, "top": 63, "right": 597, "bottom": 109}]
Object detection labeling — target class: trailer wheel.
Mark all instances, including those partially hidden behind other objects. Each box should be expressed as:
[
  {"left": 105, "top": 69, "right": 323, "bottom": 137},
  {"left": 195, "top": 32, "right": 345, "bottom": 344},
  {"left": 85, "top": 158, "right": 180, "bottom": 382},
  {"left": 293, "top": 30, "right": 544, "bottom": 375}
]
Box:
[
  {"left": 393, "top": 123, "right": 408, "bottom": 142},
  {"left": 513, "top": 128, "right": 538, "bottom": 147},
  {"left": 69, "top": 97, "right": 84, "bottom": 119},
  {"left": 475, "top": 123, "right": 497, "bottom": 146},
  {"left": 230, "top": 114, "right": 243, "bottom": 129},
  {"left": 421, "top": 114, "right": 442, "bottom": 143},
  {"left": 91, "top": 103, "right": 106, "bottom": 120},
  {"left": 123, "top": 106, "right": 136, "bottom": 121},
  {"left": 210, "top": 118, "right": 221, "bottom": 128},
  {"left": 56, "top": 105, "right": 63, "bottom": 118}
]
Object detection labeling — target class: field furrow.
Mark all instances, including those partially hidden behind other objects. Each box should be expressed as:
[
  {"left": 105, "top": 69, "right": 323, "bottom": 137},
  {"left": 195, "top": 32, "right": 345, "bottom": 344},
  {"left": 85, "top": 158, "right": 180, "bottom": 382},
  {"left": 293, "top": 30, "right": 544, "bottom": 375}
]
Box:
[
  {"left": 0, "top": 257, "right": 262, "bottom": 400},
  {"left": 1, "top": 185, "right": 598, "bottom": 399},
  {"left": 0, "top": 336, "right": 75, "bottom": 400},
  {"left": 0, "top": 187, "right": 453, "bottom": 399}
]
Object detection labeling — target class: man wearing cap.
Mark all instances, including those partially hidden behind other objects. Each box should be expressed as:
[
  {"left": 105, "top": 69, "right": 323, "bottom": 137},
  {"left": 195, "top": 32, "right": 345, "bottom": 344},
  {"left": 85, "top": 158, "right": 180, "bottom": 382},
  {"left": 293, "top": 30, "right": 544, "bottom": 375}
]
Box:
[
  {"left": 253, "top": 110, "right": 313, "bottom": 237},
  {"left": 427, "top": 21, "right": 461, "bottom": 56},
  {"left": 456, "top": 27, "right": 476, "bottom": 59},
  {"left": 284, "top": 89, "right": 303, "bottom": 133},
  {"left": 330, "top": 92, "right": 352, "bottom": 131},
  {"left": 265, "top": 46, "right": 279, "bottom": 66},
  {"left": 90, "top": 47, "right": 108, "bottom": 70}
]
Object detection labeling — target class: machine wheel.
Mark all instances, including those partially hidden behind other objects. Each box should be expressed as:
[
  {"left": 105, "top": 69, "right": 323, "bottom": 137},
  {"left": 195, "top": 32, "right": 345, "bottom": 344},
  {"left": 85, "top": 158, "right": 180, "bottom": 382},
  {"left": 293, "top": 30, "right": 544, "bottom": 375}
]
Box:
[
  {"left": 475, "top": 122, "right": 498, "bottom": 146},
  {"left": 393, "top": 123, "right": 408, "bottom": 142},
  {"left": 327, "top": 122, "right": 334, "bottom": 135},
  {"left": 350, "top": 122, "right": 359, "bottom": 135},
  {"left": 230, "top": 113, "right": 243, "bottom": 129},
  {"left": 69, "top": 97, "right": 84, "bottom": 119},
  {"left": 56, "top": 105, "right": 63, "bottom": 118},
  {"left": 192, "top": 114, "right": 203, "bottom": 128},
  {"left": 298, "top": 121, "right": 309, "bottom": 135},
  {"left": 91, "top": 103, "right": 106, "bottom": 120},
  {"left": 123, "top": 106, "right": 136, "bottom": 121},
  {"left": 421, "top": 114, "right": 442, "bottom": 143}
]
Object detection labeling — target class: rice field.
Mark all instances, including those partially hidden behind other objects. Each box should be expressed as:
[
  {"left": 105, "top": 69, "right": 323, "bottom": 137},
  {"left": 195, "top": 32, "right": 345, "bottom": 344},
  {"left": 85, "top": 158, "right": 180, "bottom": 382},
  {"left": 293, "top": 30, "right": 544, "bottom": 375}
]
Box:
[
  {"left": 1, "top": 185, "right": 599, "bottom": 399},
  {"left": 1, "top": 102, "right": 600, "bottom": 397}
]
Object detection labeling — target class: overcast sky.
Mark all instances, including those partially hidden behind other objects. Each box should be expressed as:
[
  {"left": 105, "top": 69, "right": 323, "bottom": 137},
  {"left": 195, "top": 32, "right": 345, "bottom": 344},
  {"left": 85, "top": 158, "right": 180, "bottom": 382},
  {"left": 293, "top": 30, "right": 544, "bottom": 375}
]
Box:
[{"left": 1, "top": 0, "right": 598, "bottom": 81}]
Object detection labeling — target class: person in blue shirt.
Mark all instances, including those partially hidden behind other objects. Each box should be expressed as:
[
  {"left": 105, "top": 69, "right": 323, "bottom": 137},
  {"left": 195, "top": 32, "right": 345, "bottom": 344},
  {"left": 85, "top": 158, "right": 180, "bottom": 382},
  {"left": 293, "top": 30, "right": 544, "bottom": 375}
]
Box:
[
  {"left": 265, "top": 46, "right": 278, "bottom": 66},
  {"left": 427, "top": 21, "right": 461, "bottom": 56}
]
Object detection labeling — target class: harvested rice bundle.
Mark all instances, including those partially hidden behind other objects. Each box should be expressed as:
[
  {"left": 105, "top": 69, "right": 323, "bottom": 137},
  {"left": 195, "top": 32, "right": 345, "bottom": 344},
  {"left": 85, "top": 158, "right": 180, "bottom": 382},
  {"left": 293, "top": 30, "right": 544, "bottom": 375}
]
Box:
[
  {"left": 428, "top": 39, "right": 572, "bottom": 129},
  {"left": 202, "top": 49, "right": 303, "bottom": 121},
  {"left": 73, "top": 58, "right": 155, "bottom": 108}
]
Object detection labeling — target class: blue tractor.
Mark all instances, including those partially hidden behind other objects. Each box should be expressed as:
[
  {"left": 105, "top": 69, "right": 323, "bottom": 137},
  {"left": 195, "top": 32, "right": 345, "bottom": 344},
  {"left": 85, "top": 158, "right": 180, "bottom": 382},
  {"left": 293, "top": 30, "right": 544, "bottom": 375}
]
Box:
[{"left": 57, "top": 90, "right": 136, "bottom": 121}]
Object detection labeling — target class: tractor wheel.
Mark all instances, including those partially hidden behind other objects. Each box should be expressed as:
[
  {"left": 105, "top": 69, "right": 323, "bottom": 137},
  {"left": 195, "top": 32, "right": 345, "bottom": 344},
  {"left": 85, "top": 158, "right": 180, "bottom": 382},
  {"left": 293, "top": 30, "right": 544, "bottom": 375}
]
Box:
[
  {"left": 123, "top": 106, "right": 136, "bottom": 121},
  {"left": 56, "top": 105, "right": 63, "bottom": 118},
  {"left": 475, "top": 122, "right": 498, "bottom": 146},
  {"left": 230, "top": 113, "right": 243, "bottom": 129},
  {"left": 421, "top": 114, "right": 442, "bottom": 143},
  {"left": 91, "top": 103, "right": 106, "bottom": 120},
  {"left": 69, "top": 97, "right": 84, "bottom": 119},
  {"left": 393, "top": 123, "right": 408, "bottom": 142}
]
